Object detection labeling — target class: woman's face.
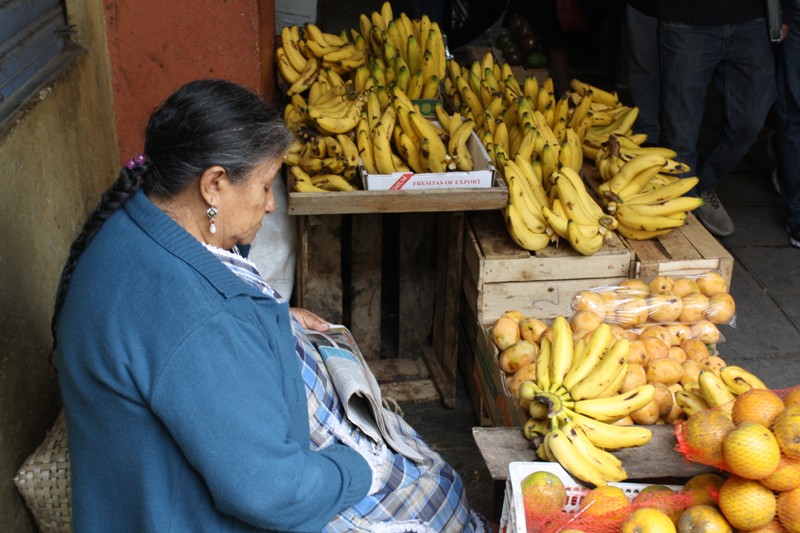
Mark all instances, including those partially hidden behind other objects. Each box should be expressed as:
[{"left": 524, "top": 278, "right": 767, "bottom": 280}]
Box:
[{"left": 218, "top": 157, "right": 282, "bottom": 248}]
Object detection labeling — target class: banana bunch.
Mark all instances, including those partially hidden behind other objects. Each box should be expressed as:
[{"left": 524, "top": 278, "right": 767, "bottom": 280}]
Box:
[
  {"left": 675, "top": 366, "right": 768, "bottom": 417},
  {"left": 357, "top": 84, "right": 476, "bottom": 175},
  {"left": 591, "top": 144, "right": 703, "bottom": 240},
  {"left": 356, "top": 2, "right": 446, "bottom": 101},
  {"left": 276, "top": 23, "right": 367, "bottom": 94},
  {"left": 541, "top": 167, "right": 618, "bottom": 255},
  {"left": 284, "top": 132, "right": 361, "bottom": 192},
  {"left": 566, "top": 79, "right": 642, "bottom": 161},
  {"left": 282, "top": 69, "right": 367, "bottom": 136},
  {"left": 289, "top": 164, "right": 359, "bottom": 193},
  {"left": 518, "top": 319, "right": 655, "bottom": 486}
]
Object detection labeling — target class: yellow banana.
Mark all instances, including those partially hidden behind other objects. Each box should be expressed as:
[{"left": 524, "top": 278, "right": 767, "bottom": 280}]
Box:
[
  {"left": 421, "top": 74, "right": 440, "bottom": 99},
  {"left": 336, "top": 133, "right": 359, "bottom": 168},
  {"left": 698, "top": 370, "right": 736, "bottom": 407},
  {"left": 569, "top": 338, "right": 630, "bottom": 401},
  {"left": 562, "top": 420, "right": 628, "bottom": 482},
  {"left": 397, "top": 130, "right": 425, "bottom": 173},
  {"left": 570, "top": 79, "right": 620, "bottom": 107},
  {"left": 603, "top": 153, "right": 667, "bottom": 195},
  {"left": 357, "top": 119, "right": 376, "bottom": 174},
  {"left": 410, "top": 112, "right": 448, "bottom": 170},
  {"left": 674, "top": 390, "right": 710, "bottom": 417},
  {"left": 572, "top": 385, "right": 656, "bottom": 423},
  {"left": 420, "top": 137, "right": 447, "bottom": 173},
  {"left": 620, "top": 196, "right": 704, "bottom": 217},
  {"left": 314, "top": 104, "right": 360, "bottom": 134},
  {"left": 614, "top": 224, "right": 671, "bottom": 241},
  {"left": 511, "top": 156, "right": 549, "bottom": 210},
  {"left": 562, "top": 323, "right": 613, "bottom": 390},
  {"left": 719, "top": 365, "right": 768, "bottom": 395},
  {"left": 552, "top": 173, "right": 604, "bottom": 227},
  {"left": 281, "top": 26, "right": 308, "bottom": 73},
  {"left": 535, "top": 337, "right": 552, "bottom": 392},
  {"left": 569, "top": 90, "right": 594, "bottom": 129},
  {"left": 293, "top": 179, "right": 329, "bottom": 193},
  {"left": 565, "top": 408, "right": 654, "bottom": 450},
  {"left": 567, "top": 219, "right": 604, "bottom": 256},
  {"left": 549, "top": 316, "right": 574, "bottom": 389},
  {"left": 286, "top": 56, "right": 320, "bottom": 96},
  {"left": 449, "top": 119, "right": 475, "bottom": 171},
  {"left": 503, "top": 204, "right": 551, "bottom": 251},
  {"left": 546, "top": 426, "right": 608, "bottom": 487},
  {"left": 434, "top": 103, "right": 452, "bottom": 133},
  {"left": 595, "top": 361, "right": 629, "bottom": 398},
  {"left": 311, "top": 173, "right": 357, "bottom": 191},
  {"left": 379, "top": 0, "right": 393, "bottom": 30},
  {"left": 541, "top": 205, "right": 570, "bottom": 239},
  {"left": 614, "top": 204, "right": 687, "bottom": 232},
  {"left": 615, "top": 163, "right": 669, "bottom": 200},
  {"left": 406, "top": 70, "right": 424, "bottom": 100},
  {"left": 372, "top": 122, "right": 396, "bottom": 174},
  {"left": 276, "top": 47, "right": 301, "bottom": 84},
  {"left": 619, "top": 176, "right": 699, "bottom": 205}
]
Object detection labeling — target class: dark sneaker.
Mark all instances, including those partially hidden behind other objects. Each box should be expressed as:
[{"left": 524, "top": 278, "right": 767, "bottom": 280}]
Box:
[
  {"left": 695, "top": 191, "right": 734, "bottom": 237},
  {"left": 790, "top": 226, "right": 800, "bottom": 249}
]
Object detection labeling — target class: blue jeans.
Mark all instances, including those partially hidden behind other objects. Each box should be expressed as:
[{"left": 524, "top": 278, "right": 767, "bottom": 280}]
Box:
[
  {"left": 626, "top": 4, "right": 661, "bottom": 142},
  {"left": 659, "top": 19, "right": 776, "bottom": 194},
  {"left": 775, "top": 0, "right": 800, "bottom": 231}
]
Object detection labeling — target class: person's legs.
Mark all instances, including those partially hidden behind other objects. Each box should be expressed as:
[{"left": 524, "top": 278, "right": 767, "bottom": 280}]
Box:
[
  {"left": 658, "top": 21, "right": 721, "bottom": 175},
  {"left": 626, "top": 4, "right": 660, "bottom": 142},
  {"left": 775, "top": 3, "right": 800, "bottom": 245},
  {"left": 695, "top": 19, "right": 776, "bottom": 195}
]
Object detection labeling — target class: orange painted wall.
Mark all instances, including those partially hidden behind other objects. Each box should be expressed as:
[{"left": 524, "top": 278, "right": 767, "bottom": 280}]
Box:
[{"left": 104, "top": 0, "right": 276, "bottom": 163}]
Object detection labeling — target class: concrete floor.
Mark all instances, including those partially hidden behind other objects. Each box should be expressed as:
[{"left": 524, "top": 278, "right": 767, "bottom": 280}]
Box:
[{"left": 315, "top": 0, "right": 800, "bottom": 524}]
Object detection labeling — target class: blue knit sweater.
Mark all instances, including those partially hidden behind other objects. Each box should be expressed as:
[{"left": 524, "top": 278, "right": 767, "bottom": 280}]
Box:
[{"left": 56, "top": 190, "right": 372, "bottom": 532}]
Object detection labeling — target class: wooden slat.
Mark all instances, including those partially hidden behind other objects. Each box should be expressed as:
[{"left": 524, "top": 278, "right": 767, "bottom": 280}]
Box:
[
  {"left": 379, "top": 379, "right": 440, "bottom": 403},
  {"left": 300, "top": 214, "right": 343, "bottom": 323},
  {"left": 473, "top": 426, "right": 715, "bottom": 482},
  {"left": 350, "top": 214, "right": 382, "bottom": 360},
  {"left": 370, "top": 358, "right": 429, "bottom": 382}
]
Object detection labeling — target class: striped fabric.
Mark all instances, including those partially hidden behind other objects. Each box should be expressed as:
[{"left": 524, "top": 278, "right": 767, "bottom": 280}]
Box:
[{"left": 206, "top": 245, "right": 486, "bottom": 532}]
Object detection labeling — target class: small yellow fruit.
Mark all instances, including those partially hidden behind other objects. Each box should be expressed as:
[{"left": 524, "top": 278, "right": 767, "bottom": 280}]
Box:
[
  {"left": 579, "top": 485, "right": 631, "bottom": 521},
  {"left": 642, "top": 337, "right": 670, "bottom": 362},
  {"left": 490, "top": 316, "right": 520, "bottom": 351},
  {"left": 572, "top": 289, "right": 606, "bottom": 316},
  {"left": 680, "top": 360, "right": 704, "bottom": 386},
  {"left": 498, "top": 340, "right": 538, "bottom": 374},
  {"left": 620, "top": 363, "right": 648, "bottom": 393},
  {"left": 760, "top": 455, "right": 800, "bottom": 492},
  {"left": 507, "top": 362, "right": 538, "bottom": 399},
  {"left": 648, "top": 291, "right": 684, "bottom": 323},
  {"left": 639, "top": 325, "right": 673, "bottom": 347},
  {"left": 501, "top": 309, "right": 526, "bottom": 324},
  {"left": 519, "top": 317, "right": 548, "bottom": 343},
  {"left": 646, "top": 358, "right": 684, "bottom": 385},
  {"left": 723, "top": 421, "right": 781, "bottom": 479},
  {"left": 678, "top": 292, "right": 710, "bottom": 324},
  {"left": 672, "top": 277, "right": 700, "bottom": 298},
  {"left": 690, "top": 320, "right": 722, "bottom": 345},
  {"left": 681, "top": 410, "right": 735, "bottom": 465},
  {"left": 627, "top": 340, "right": 650, "bottom": 365},
  {"left": 619, "top": 278, "right": 651, "bottom": 298},
  {"left": 616, "top": 297, "right": 650, "bottom": 328},
  {"left": 679, "top": 339, "right": 710, "bottom": 362},
  {"left": 717, "top": 475, "right": 776, "bottom": 531},
  {"left": 705, "top": 292, "right": 736, "bottom": 324},
  {"left": 621, "top": 507, "right": 677, "bottom": 532},
  {"left": 696, "top": 271, "right": 728, "bottom": 297},
  {"left": 649, "top": 275, "right": 675, "bottom": 294},
  {"left": 570, "top": 310, "right": 604, "bottom": 333},
  {"left": 666, "top": 323, "right": 692, "bottom": 346},
  {"left": 701, "top": 355, "right": 726, "bottom": 376},
  {"left": 630, "top": 398, "right": 661, "bottom": 425},
  {"left": 666, "top": 346, "right": 687, "bottom": 364},
  {"left": 652, "top": 382, "right": 675, "bottom": 419}
]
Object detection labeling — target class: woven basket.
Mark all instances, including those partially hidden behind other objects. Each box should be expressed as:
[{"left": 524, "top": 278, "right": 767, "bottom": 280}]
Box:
[{"left": 13, "top": 411, "right": 72, "bottom": 533}]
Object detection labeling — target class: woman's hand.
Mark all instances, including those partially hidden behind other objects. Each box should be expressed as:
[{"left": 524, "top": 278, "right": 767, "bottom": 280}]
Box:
[{"left": 289, "top": 308, "right": 330, "bottom": 332}]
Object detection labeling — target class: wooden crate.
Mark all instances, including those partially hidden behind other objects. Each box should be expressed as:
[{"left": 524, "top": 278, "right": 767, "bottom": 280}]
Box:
[
  {"left": 622, "top": 213, "right": 734, "bottom": 287},
  {"left": 462, "top": 210, "right": 633, "bottom": 325}
]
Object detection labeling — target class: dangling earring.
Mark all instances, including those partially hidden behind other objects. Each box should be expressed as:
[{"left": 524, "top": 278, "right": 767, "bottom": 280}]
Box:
[{"left": 207, "top": 205, "right": 218, "bottom": 234}]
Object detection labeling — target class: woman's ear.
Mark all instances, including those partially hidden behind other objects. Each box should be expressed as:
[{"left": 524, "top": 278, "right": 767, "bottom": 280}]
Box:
[{"left": 198, "top": 165, "right": 228, "bottom": 206}]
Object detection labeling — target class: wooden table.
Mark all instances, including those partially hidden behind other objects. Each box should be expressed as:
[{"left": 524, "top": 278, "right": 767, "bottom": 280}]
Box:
[
  {"left": 472, "top": 425, "right": 716, "bottom": 522},
  {"left": 288, "top": 178, "right": 507, "bottom": 407}
]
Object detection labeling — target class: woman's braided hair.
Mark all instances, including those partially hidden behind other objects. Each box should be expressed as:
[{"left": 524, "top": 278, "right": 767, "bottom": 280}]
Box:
[{"left": 50, "top": 79, "right": 293, "bottom": 364}]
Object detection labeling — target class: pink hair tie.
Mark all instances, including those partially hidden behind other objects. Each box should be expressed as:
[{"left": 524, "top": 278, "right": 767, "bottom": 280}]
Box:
[{"left": 126, "top": 153, "right": 149, "bottom": 170}]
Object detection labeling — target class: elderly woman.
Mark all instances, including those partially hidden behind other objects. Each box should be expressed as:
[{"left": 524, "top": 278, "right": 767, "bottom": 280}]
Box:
[{"left": 52, "top": 79, "right": 485, "bottom": 532}]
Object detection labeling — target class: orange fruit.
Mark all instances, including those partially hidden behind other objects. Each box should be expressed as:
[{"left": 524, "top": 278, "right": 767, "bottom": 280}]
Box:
[
  {"left": 723, "top": 421, "right": 781, "bottom": 479},
  {"left": 773, "top": 404, "right": 800, "bottom": 459},
  {"left": 579, "top": 485, "right": 631, "bottom": 521},
  {"left": 760, "top": 455, "right": 800, "bottom": 492},
  {"left": 649, "top": 275, "right": 675, "bottom": 294},
  {"left": 633, "top": 485, "right": 681, "bottom": 524},
  {"left": 783, "top": 386, "right": 800, "bottom": 407},
  {"left": 777, "top": 486, "right": 800, "bottom": 533},
  {"left": 682, "top": 473, "right": 725, "bottom": 506},
  {"left": 676, "top": 504, "right": 732, "bottom": 533},
  {"left": 620, "top": 507, "right": 677, "bottom": 532},
  {"left": 732, "top": 388, "right": 786, "bottom": 428},
  {"left": 681, "top": 409, "right": 736, "bottom": 465},
  {"left": 519, "top": 470, "right": 567, "bottom": 516},
  {"left": 717, "top": 475, "right": 776, "bottom": 531},
  {"left": 747, "top": 519, "right": 789, "bottom": 532}
]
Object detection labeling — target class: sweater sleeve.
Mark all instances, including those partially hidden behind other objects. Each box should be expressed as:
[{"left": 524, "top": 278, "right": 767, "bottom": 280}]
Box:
[{"left": 149, "top": 309, "right": 371, "bottom": 531}]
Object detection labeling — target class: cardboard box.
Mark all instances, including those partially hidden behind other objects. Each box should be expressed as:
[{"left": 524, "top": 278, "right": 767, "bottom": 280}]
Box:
[
  {"left": 274, "top": 0, "right": 318, "bottom": 33},
  {"left": 502, "top": 462, "right": 684, "bottom": 533},
  {"left": 361, "top": 129, "right": 495, "bottom": 190},
  {"left": 462, "top": 210, "right": 633, "bottom": 325}
]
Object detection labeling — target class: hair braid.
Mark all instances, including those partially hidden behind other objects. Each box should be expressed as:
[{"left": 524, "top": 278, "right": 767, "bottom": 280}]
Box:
[{"left": 49, "top": 167, "right": 143, "bottom": 365}]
